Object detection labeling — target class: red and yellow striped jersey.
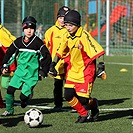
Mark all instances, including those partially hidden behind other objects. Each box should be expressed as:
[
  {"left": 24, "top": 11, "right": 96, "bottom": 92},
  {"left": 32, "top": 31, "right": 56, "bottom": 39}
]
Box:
[{"left": 56, "top": 27, "right": 105, "bottom": 83}]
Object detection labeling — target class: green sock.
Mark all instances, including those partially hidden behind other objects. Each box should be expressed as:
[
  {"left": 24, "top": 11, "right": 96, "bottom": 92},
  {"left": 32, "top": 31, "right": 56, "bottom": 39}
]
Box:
[{"left": 5, "top": 93, "right": 14, "bottom": 114}]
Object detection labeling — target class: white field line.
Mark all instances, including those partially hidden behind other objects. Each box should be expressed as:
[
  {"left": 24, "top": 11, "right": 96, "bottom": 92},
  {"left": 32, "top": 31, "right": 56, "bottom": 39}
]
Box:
[
  {"left": 99, "top": 108, "right": 133, "bottom": 111},
  {"left": 13, "top": 103, "right": 133, "bottom": 111},
  {"left": 105, "top": 62, "right": 133, "bottom": 66}
]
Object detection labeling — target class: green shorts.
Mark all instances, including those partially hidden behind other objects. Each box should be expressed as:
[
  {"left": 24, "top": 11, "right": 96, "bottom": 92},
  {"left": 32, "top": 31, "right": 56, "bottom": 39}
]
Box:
[{"left": 9, "top": 74, "right": 38, "bottom": 97}]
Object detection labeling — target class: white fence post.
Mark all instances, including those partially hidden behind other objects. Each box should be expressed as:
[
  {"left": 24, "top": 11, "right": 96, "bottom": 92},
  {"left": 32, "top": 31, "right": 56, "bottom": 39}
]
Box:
[{"left": 106, "top": 0, "right": 110, "bottom": 56}]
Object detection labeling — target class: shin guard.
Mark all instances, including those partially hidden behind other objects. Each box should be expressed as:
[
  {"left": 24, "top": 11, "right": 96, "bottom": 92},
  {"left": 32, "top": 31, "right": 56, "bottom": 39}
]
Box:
[
  {"left": 68, "top": 96, "right": 88, "bottom": 116},
  {"left": 5, "top": 93, "right": 14, "bottom": 114}
]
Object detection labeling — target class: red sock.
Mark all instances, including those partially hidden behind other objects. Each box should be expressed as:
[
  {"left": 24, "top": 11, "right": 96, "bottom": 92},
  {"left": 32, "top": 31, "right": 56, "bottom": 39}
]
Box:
[
  {"left": 68, "top": 96, "right": 88, "bottom": 116},
  {"left": 0, "top": 91, "right": 4, "bottom": 108}
]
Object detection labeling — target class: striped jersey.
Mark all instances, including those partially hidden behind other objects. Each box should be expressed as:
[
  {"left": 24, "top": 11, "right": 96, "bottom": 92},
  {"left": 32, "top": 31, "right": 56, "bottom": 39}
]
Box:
[
  {"left": 2, "top": 35, "right": 51, "bottom": 80},
  {"left": 56, "top": 27, "right": 105, "bottom": 83}
]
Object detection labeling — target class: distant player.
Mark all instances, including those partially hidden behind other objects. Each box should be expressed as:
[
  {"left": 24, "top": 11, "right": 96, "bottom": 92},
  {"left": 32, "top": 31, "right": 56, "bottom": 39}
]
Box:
[
  {"left": 0, "top": 19, "right": 17, "bottom": 108},
  {"left": 1, "top": 16, "right": 51, "bottom": 116},
  {"left": 44, "top": 6, "right": 70, "bottom": 111},
  {"left": 49, "top": 10, "right": 106, "bottom": 123}
]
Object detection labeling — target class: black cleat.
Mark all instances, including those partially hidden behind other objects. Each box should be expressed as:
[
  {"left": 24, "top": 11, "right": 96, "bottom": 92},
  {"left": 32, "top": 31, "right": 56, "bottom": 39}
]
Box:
[{"left": 75, "top": 113, "right": 90, "bottom": 124}]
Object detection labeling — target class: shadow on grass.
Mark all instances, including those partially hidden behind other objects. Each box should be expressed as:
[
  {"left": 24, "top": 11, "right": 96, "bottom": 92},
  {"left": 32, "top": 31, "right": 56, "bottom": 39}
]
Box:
[
  {"left": 99, "top": 98, "right": 130, "bottom": 106},
  {"left": 0, "top": 115, "right": 24, "bottom": 127},
  {"left": 28, "top": 98, "right": 54, "bottom": 106},
  {"left": 98, "top": 110, "right": 133, "bottom": 121},
  {"left": 11, "top": 97, "right": 54, "bottom": 107},
  {"left": 0, "top": 114, "right": 52, "bottom": 128}
]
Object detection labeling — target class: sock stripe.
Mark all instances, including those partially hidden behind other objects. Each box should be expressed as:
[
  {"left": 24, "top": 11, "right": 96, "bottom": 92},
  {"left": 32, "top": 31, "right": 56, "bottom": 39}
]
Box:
[{"left": 68, "top": 97, "right": 78, "bottom": 107}]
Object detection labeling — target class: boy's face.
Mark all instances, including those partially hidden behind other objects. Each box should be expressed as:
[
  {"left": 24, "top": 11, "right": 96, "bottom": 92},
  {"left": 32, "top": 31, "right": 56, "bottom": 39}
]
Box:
[
  {"left": 58, "top": 16, "right": 65, "bottom": 27},
  {"left": 65, "top": 23, "right": 78, "bottom": 34},
  {"left": 24, "top": 28, "right": 35, "bottom": 39}
]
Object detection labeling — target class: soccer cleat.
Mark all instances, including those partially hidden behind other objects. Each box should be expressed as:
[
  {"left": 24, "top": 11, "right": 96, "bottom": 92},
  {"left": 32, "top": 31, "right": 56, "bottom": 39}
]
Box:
[
  {"left": 21, "top": 101, "right": 27, "bottom": 108},
  {"left": 75, "top": 113, "right": 90, "bottom": 124},
  {"left": 91, "top": 98, "right": 99, "bottom": 121},
  {"left": 1, "top": 111, "right": 13, "bottom": 116}
]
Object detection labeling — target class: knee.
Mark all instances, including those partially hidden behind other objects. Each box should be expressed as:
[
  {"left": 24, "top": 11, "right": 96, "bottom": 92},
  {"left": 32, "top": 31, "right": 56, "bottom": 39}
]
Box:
[
  {"left": 78, "top": 96, "right": 89, "bottom": 105},
  {"left": 7, "top": 86, "right": 16, "bottom": 94},
  {"left": 64, "top": 88, "right": 75, "bottom": 101}
]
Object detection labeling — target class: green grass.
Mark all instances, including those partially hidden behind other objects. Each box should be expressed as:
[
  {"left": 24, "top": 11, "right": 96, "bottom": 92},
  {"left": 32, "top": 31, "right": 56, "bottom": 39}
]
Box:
[{"left": 0, "top": 55, "right": 133, "bottom": 133}]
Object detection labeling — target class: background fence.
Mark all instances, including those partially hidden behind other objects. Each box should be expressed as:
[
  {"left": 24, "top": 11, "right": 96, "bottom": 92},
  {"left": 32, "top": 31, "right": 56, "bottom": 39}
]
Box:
[{"left": 0, "top": 0, "right": 133, "bottom": 55}]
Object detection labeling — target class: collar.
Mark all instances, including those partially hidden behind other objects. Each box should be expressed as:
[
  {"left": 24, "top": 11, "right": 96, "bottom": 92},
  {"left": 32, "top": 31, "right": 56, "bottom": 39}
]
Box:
[
  {"left": 22, "top": 34, "right": 36, "bottom": 46},
  {"left": 66, "top": 26, "right": 83, "bottom": 39},
  {"left": 55, "top": 21, "right": 65, "bottom": 30}
]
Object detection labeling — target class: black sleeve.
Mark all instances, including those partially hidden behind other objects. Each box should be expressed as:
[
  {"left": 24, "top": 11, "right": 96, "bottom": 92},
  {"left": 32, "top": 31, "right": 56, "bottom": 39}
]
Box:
[
  {"left": 2, "top": 43, "right": 18, "bottom": 66},
  {"left": 39, "top": 45, "right": 52, "bottom": 77}
]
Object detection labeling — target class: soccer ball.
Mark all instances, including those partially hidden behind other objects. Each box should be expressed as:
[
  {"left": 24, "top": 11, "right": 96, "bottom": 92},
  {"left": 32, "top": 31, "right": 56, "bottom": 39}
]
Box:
[{"left": 24, "top": 108, "right": 43, "bottom": 128}]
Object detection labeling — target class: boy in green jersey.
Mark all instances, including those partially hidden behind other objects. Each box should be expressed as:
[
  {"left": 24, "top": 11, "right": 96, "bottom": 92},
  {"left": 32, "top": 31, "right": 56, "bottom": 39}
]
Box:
[{"left": 1, "top": 16, "right": 51, "bottom": 116}]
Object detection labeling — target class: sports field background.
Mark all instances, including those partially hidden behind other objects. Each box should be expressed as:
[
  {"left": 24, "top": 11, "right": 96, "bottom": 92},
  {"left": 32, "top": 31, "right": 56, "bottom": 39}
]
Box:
[
  {"left": 0, "top": 55, "right": 132, "bottom": 133},
  {"left": 1, "top": 0, "right": 133, "bottom": 55}
]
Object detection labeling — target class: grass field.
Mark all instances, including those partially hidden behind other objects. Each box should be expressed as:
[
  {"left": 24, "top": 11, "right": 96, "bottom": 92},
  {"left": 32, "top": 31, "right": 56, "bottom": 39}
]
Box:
[{"left": 0, "top": 55, "right": 132, "bottom": 133}]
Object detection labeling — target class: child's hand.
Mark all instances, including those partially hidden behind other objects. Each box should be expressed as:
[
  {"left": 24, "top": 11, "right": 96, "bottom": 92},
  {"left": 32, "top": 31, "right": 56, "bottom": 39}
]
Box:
[{"left": 96, "top": 62, "right": 106, "bottom": 80}]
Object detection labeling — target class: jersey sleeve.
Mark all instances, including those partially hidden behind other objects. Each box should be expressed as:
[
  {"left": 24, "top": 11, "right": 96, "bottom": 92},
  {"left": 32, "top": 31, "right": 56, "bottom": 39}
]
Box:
[
  {"left": 2, "top": 42, "right": 18, "bottom": 68},
  {"left": 44, "top": 28, "right": 52, "bottom": 48},
  {"left": 39, "top": 44, "right": 52, "bottom": 76},
  {"left": 0, "top": 26, "right": 16, "bottom": 47},
  {"left": 56, "top": 36, "right": 68, "bottom": 59},
  {"left": 82, "top": 32, "right": 105, "bottom": 60}
]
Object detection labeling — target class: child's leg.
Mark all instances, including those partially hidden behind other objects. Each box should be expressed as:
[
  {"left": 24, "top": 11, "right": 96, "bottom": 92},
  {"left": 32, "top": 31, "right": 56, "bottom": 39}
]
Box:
[
  {"left": 20, "top": 93, "right": 29, "bottom": 108},
  {"left": 5, "top": 93, "right": 14, "bottom": 114},
  {"left": 1, "top": 86, "right": 16, "bottom": 116},
  {"left": 1, "top": 75, "right": 11, "bottom": 89},
  {"left": 64, "top": 88, "right": 90, "bottom": 123},
  {"left": 0, "top": 90, "right": 4, "bottom": 108}
]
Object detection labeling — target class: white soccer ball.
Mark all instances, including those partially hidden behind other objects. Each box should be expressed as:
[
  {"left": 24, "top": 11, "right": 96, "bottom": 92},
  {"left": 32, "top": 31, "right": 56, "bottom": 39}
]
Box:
[{"left": 24, "top": 108, "right": 43, "bottom": 128}]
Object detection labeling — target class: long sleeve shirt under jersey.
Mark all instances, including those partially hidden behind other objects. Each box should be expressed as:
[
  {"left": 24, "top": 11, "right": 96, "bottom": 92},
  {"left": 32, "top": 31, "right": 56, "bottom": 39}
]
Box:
[{"left": 2, "top": 35, "right": 51, "bottom": 79}]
